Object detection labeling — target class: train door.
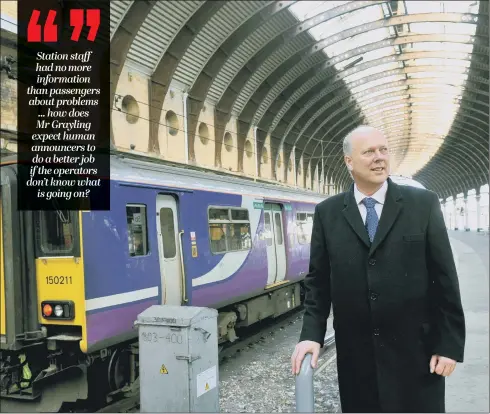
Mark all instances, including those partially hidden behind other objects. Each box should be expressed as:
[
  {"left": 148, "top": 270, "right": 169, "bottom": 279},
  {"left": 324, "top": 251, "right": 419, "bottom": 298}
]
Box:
[
  {"left": 264, "top": 203, "right": 286, "bottom": 286},
  {"left": 156, "top": 194, "right": 182, "bottom": 305}
]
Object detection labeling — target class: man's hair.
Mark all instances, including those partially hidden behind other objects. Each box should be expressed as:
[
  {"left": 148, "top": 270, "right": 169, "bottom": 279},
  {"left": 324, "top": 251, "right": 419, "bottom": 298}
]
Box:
[
  {"left": 343, "top": 125, "right": 384, "bottom": 179},
  {"left": 343, "top": 125, "right": 382, "bottom": 156}
]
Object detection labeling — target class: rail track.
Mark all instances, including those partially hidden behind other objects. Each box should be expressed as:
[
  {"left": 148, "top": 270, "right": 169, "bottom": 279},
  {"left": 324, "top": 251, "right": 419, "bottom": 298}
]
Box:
[
  {"left": 218, "top": 306, "right": 306, "bottom": 362},
  {"left": 94, "top": 307, "right": 313, "bottom": 413}
]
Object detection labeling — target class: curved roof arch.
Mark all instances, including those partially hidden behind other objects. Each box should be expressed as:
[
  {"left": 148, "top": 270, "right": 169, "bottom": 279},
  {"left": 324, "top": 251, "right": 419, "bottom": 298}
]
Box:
[
  {"left": 335, "top": 146, "right": 483, "bottom": 196},
  {"left": 328, "top": 130, "right": 488, "bottom": 188},
  {"left": 238, "top": 16, "right": 486, "bottom": 124},
  {"left": 110, "top": 0, "right": 489, "bottom": 199},
  {"left": 297, "top": 76, "right": 488, "bottom": 158}
]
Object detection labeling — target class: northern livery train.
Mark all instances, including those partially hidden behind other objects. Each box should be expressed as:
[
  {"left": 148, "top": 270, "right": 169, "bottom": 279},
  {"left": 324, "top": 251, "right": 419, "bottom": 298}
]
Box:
[{"left": 0, "top": 152, "right": 326, "bottom": 411}]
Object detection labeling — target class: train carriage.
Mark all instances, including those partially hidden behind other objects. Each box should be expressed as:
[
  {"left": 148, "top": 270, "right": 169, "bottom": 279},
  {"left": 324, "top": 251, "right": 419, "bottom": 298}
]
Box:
[{"left": 0, "top": 152, "right": 325, "bottom": 412}]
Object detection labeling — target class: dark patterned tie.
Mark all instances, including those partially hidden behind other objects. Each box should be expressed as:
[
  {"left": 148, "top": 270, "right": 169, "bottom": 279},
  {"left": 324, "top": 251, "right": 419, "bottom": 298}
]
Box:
[{"left": 362, "top": 197, "right": 379, "bottom": 242}]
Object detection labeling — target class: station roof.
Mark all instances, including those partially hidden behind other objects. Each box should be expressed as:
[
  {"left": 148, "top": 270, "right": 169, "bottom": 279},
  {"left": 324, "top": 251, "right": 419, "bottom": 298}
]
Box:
[{"left": 109, "top": 0, "right": 489, "bottom": 199}]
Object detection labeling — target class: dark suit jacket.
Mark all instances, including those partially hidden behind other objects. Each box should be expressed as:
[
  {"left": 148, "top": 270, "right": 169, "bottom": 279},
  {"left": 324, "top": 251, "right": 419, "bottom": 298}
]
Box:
[{"left": 299, "top": 178, "right": 465, "bottom": 412}]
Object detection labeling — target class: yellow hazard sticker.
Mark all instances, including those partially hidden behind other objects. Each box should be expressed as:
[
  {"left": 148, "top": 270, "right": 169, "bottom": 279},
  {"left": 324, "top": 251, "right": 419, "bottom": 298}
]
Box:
[
  {"left": 192, "top": 245, "right": 198, "bottom": 257},
  {"left": 160, "top": 364, "right": 168, "bottom": 374}
]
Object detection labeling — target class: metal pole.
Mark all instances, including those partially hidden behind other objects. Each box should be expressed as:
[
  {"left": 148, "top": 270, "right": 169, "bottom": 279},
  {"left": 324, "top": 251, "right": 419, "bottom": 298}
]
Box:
[
  {"left": 253, "top": 126, "right": 259, "bottom": 178},
  {"left": 293, "top": 145, "right": 297, "bottom": 187},
  {"left": 295, "top": 353, "right": 314, "bottom": 413},
  {"left": 183, "top": 92, "right": 189, "bottom": 164},
  {"left": 476, "top": 194, "right": 481, "bottom": 231}
]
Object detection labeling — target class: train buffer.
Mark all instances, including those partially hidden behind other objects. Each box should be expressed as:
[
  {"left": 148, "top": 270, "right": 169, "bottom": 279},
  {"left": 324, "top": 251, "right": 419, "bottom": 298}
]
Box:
[{"left": 135, "top": 305, "right": 219, "bottom": 413}]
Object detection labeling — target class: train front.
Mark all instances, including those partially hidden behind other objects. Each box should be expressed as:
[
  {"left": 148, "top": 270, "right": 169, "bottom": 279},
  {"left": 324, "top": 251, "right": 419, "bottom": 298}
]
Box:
[{"left": 1, "top": 157, "right": 89, "bottom": 412}]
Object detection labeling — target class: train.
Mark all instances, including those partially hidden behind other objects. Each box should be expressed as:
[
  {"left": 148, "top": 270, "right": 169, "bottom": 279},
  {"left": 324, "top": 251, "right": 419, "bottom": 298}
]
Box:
[{"left": 0, "top": 151, "right": 326, "bottom": 412}]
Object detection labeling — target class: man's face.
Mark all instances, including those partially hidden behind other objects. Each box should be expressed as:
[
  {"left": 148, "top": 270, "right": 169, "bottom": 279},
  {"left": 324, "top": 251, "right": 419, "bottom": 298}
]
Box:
[{"left": 345, "top": 129, "right": 390, "bottom": 186}]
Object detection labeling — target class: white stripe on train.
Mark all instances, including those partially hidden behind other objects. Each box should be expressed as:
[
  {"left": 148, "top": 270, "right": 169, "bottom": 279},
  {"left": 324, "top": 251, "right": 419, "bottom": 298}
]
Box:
[{"left": 85, "top": 286, "right": 159, "bottom": 311}]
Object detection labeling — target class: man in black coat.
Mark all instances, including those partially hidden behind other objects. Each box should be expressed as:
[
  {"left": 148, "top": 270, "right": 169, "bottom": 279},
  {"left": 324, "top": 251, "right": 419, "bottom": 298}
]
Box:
[{"left": 291, "top": 125, "right": 465, "bottom": 413}]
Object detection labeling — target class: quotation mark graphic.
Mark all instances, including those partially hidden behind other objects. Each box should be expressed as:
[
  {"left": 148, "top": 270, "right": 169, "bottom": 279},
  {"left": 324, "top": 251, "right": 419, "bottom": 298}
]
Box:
[
  {"left": 27, "top": 10, "right": 57, "bottom": 42},
  {"left": 70, "top": 9, "right": 100, "bottom": 42},
  {"left": 27, "top": 9, "right": 100, "bottom": 43}
]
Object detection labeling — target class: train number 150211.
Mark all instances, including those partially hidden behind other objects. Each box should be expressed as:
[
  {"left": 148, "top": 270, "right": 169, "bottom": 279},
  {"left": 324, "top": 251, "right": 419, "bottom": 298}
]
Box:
[{"left": 45, "top": 276, "right": 73, "bottom": 285}]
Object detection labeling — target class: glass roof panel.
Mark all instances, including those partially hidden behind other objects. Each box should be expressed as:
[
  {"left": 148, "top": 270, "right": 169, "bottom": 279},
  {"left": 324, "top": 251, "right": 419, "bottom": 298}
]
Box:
[
  {"left": 363, "top": 95, "right": 409, "bottom": 110},
  {"left": 410, "top": 108, "right": 458, "bottom": 115},
  {"left": 350, "top": 74, "right": 406, "bottom": 94},
  {"left": 357, "top": 85, "right": 408, "bottom": 101},
  {"left": 404, "top": 1, "right": 442, "bottom": 13},
  {"left": 288, "top": 1, "right": 351, "bottom": 21},
  {"left": 405, "top": 58, "right": 471, "bottom": 68},
  {"left": 409, "top": 86, "right": 464, "bottom": 96},
  {"left": 407, "top": 72, "right": 469, "bottom": 83},
  {"left": 408, "top": 80, "right": 467, "bottom": 90},
  {"left": 364, "top": 104, "right": 408, "bottom": 117},
  {"left": 409, "top": 92, "right": 461, "bottom": 100},
  {"left": 343, "top": 61, "right": 402, "bottom": 83},
  {"left": 312, "top": 3, "right": 384, "bottom": 39},
  {"left": 407, "top": 41, "right": 474, "bottom": 54},
  {"left": 333, "top": 45, "right": 397, "bottom": 70},
  {"left": 408, "top": 22, "right": 477, "bottom": 36},
  {"left": 290, "top": 0, "right": 480, "bottom": 177},
  {"left": 412, "top": 101, "right": 461, "bottom": 109},
  {"left": 323, "top": 27, "right": 391, "bottom": 60},
  {"left": 374, "top": 125, "right": 410, "bottom": 133}
]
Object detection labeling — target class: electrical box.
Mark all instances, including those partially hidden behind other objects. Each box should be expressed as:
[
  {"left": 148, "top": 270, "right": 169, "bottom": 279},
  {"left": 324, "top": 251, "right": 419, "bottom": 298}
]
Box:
[{"left": 135, "top": 305, "right": 219, "bottom": 412}]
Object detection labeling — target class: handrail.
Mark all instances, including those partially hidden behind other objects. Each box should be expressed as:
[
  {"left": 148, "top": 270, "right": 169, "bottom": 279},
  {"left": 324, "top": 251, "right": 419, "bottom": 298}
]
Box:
[
  {"left": 295, "top": 353, "right": 314, "bottom": 413},
  {"left": 178, "top": 230, "right": 188, "bottom": 304}
]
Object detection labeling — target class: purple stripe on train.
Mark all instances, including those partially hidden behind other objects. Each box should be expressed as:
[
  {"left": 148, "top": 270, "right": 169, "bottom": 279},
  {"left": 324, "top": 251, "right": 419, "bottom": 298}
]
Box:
[{"left": 82, "top": 178, "right": 316, "bottom": 348}]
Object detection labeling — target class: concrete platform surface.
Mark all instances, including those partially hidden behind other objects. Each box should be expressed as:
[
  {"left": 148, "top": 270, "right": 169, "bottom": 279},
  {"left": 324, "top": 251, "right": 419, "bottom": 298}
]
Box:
[
  {"left": 219, "top": 315, "right": 339, "bottom": 413},
  {"left": 218, "top": 231, "right": 489, "bottom": 413},
  {"left": 445, "top": 231, "right": 489, "bottom": 413}
]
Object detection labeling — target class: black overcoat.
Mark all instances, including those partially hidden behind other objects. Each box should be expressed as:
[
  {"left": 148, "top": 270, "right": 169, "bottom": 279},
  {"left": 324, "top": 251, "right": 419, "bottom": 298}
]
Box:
[{"left": 299, "top": 178, "right": 465, "bottom": 413}]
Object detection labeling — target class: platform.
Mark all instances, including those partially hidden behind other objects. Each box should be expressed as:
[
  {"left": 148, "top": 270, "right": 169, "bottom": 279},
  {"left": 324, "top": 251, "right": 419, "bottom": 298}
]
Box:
[
  {"left": 219, "top": 230, "right": 489, "bottom": 413},
  {"left": 445, "top": 231, "right": 489, "bottom": 412}
]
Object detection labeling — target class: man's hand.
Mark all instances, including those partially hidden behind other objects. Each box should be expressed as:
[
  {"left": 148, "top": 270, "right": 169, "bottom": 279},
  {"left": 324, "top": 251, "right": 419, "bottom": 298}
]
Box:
[
  {"left": 430, "top": 354, "right": 457, "bottom": 377},
  {"left": 291, "top": 340, "right": 321, "bottom": 375}
]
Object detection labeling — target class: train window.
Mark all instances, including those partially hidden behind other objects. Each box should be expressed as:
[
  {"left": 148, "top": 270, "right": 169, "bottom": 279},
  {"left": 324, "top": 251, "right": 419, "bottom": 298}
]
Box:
[
  {"left": 296, "top": 212, "right": 306, "bottom": 222},
  {"left": 209, "top": 208, "right": 229, "bottom": 220},
  {"left": 274, "top": 212, "right": 283, "bottom": 245},
  {"left": 208, "top": 207, "right": 252, "bottom": 253},
  {"left": 159, "top": 208, "right": 176, "bottom": 259},
  {"left": 209, "top": 223, "right": 228, "bottom": 253},
  {"left": 229, "top": 223, "right": 251, "bottom": 250},
  {"left": 37, "top": 210, "right": 76, "bottom": 255},
  {"left": 296, "top": 210, "right": 314, "bottom": 244},
  {"left": 264, "top": 212, "right": 272, "bottom": 246},
  {"left": 231, "top": 209, "right": 248, "bottom": 221},
  {"left": 127, "top": 204, "right": 148, "bottom": 256}
]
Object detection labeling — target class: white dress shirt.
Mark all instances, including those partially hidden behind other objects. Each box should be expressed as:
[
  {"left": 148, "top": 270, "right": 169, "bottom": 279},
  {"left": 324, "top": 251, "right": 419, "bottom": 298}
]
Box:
[{"left": 354, "top": 180, "right": 388, "bottom": 225}]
